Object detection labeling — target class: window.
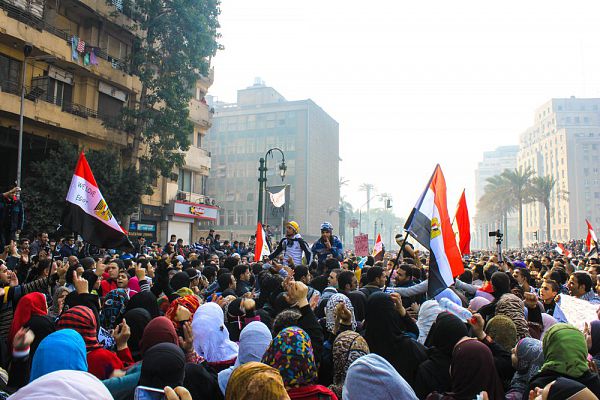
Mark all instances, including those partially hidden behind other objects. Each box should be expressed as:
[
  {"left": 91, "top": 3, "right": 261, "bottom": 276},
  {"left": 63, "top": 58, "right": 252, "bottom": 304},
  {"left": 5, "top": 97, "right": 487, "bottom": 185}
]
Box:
[
  {"left": 98, "top": 93, "right": 123, "bottom": 119},
  {"left": 227, "top": 210, "right": 234, "bottom": 226},
  {"left": 0, "top": 54, "right": 22, "bottom": 94},
  {"left": 193, "top": 173, "right": 205, "bottom": 195},
  {"left": 178, "top": 169, "right": 192, "bottom": 192}
]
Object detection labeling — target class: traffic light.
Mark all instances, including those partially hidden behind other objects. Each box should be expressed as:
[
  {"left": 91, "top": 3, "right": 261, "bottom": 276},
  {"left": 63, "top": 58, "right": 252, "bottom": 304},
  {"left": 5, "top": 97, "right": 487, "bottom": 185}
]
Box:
[
  {"left": 533, "top": 231, "right": 538, "bottom": 240},
  {"left": 385, "top": 199, "right": 392, "bottom": 209}
]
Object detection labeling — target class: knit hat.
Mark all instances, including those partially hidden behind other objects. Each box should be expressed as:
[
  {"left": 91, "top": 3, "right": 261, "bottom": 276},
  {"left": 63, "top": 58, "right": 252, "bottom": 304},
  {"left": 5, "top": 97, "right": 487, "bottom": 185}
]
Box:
[{"left": 287, "top": 221, "right": 299, "bottom": 234}]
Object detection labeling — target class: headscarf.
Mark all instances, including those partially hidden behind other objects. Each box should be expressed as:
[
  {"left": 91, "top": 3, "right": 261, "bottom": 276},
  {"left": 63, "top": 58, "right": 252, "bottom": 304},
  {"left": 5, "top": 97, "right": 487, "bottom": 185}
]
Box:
[
  {"left": 509, "top": 338, "right": 544, "bottom": 396},
  {"left": 448, "top": 339, "right": 504, "bottom": 400},
  {"left": 56, "top": 305, "right": 103, "bottom": 351},
  {"left": 425, "top": 312, "right": 469, "bottom": 356},
  {"left": 125, "top": 291, "right": 160, "bottom": 319},
  {"left": 485, "top": 315, "right": 518, "bottom": 352},
  {"left": 469, "top": 296, "right": 490, "bottom": 312},
  {"left": 8, "top": 370, "right": 113, "bottom": 400},
  {"left": 329, "top": 331, "right": 369, "bottom": 399},
  {"left": 166, "top": 295, "right": 201, "bottom": 331},
  {"left": 139, "top": 343, "right": 186, "bottom": 389},
  {"left": 192, "top": 302, "right": 238, "bottom": 363},
  {"left": 541, "top": 313, "right": 558, "bottom": 339},
  {"left": 184, "top": 363, "right": 224, "bottom": 400},
  {"left": 170, "top": 272, "right": 191, "bottom": 291},
  {"left": 496, "top": 293, "right": 530, "bottom": 341},
  {"left": 8, "top": 292, "right": 47, "bottom": 349},
  {"left": 261, "top": 327, "right": 318, "bottom": 388},
  {"left": 49, "top": 287, "right": 69, "bottom": 318},
  {"left": 547, "top": 377, "right": 594, "bottom": 400},
  {"left": 225, "top": 362, "right": 289, "bottom": 400},
  {"left": 99, "top": 289, "right": 129, "bottom": 330},
  {"left": 416, "top": 300, "right": 443, "bottom": 344},
  {"left": 24, "top": 315, "right": 55, "bottom": 356},
  {"left": 589, "top": 320, "right": 600, "bottom": 356},
  {"left": 540, "top": 323, "right": 589, "bottom": 378},
  {"left": 218, "top": 321, "right": 272, "bottom": 394},
  {"left": 29, "top": 329, "right": 87, "bottom": 382},
  {"left": 342, "top": 353, "right": 418, "bottom": 400},
  {"left": 435, "top": 288, "right": 462, "bottom": 306},
  {"left": 123, "top": 308, "right": 152, "bottom": 361},
  {"left": 139, "top": 316, "right": 179, "bottom": 356},
  {"left": 325, "top": 293, "right": 357, "bottom": 333}
]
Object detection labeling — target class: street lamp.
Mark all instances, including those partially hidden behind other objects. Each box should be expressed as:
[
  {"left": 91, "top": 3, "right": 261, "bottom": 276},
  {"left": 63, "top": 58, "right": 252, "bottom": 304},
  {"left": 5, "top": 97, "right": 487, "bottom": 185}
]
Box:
[
  {"left": 16, "top": 44, "right": 57, "bottom": 188},
  {"left": 257, "top": 147, "right": 286, "bottom": 223}
]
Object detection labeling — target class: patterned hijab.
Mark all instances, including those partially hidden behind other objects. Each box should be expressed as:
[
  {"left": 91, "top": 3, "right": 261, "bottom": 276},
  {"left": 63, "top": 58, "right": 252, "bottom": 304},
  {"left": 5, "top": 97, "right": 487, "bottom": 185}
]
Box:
[
  {"left": 166, "top": 295, "right": 201, "bottom": 331},
  {"left": 57, "top": 306, "right": 103, "bottom": 351},
  {"left": 99, "top": 289, "right": 129, "bottom": 330},
  {"left": 261, "top": 327, "right": 318, "bottom": 388},
  {"left": 496, "top": 294, "right": 530, "bottom": 341},
  {"left": 541, "top": 323, "right": 589, "bottom": 378},
  {"left": 225, "top": 362, "right": 289, "bottom": 400},
  {"left": 510, "top": 338, "right": 544, "bottom": 395},
  {"left": 329, "top": 330, "right": 369, "bottom": 399},
  {"left": 325, "top": 293, "right": 357, "bottom": 333}
]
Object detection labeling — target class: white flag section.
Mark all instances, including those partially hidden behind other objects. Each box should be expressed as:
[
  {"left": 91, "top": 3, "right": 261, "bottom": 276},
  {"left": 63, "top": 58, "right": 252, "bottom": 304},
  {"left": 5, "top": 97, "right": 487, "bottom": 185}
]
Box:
[
  {"left": 254, "top": 222, "right": 271, "bottom": 262},
  {"left": 269, "top": 187, "right": 286, "bottom": 208}
]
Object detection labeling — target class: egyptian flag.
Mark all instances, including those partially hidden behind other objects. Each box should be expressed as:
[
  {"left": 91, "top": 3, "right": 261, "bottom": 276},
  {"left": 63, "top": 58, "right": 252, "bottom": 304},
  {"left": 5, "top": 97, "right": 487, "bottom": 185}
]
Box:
[
  {"left": 61, "top": 152, "right": 133, "bottom": 250},
  {"left": 452, "top": 189, "right": 471, "bottom": 255},
  {"left": 555, "top": 243, "right": 572, "bottom": 257},
  {"left": 404, "top": 165, "right": 464, "bottom": 297},
  {"left": 372, "top": 233, "right": 384, "bottom": 261},
  {"left": 586, "top": 219, "right": 598, "bottom": 252},
  {"left": 254, "top": 222, "right": 271, "bottom": 262}
]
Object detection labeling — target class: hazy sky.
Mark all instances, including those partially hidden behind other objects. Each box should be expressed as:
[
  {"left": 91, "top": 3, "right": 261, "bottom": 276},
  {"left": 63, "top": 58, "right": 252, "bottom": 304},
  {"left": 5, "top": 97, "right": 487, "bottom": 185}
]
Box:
[{"left": 209, "top": 0, "right": 600, "bottom": 221}]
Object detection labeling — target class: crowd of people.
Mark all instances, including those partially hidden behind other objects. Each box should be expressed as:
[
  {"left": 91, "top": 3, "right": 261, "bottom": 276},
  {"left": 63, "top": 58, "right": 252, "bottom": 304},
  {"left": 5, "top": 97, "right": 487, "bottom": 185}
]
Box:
[{"left": 0, "top": 218, "right": 599, "bottom": 400}]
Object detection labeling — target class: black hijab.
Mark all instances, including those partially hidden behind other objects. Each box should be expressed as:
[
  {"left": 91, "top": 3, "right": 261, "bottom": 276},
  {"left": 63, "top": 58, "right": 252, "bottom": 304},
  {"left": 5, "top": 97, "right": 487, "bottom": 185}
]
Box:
[
  {"left": 124, "top": 308, "right": 152, "bottom": 361},
  {"left": 139, "top": 343, "right": 186, "bottom": 389},
  {"left": 125, "top": 291, "right": 160, "bottom": 319},
  {"left": 364, "top": 292, "right": 426, "bottom": 386},
  {"left": 24, "top": 315, "right": 55, "bottom": 357},
  {"left": 183, "top": 363, "right": 223, "bottom": 400}
]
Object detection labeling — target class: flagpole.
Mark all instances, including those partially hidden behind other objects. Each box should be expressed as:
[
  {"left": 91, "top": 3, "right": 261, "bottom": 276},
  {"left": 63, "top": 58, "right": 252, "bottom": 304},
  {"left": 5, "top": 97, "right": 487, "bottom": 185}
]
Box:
[{"left": 384, "top": 231, "right": 408, "bottom": 291}]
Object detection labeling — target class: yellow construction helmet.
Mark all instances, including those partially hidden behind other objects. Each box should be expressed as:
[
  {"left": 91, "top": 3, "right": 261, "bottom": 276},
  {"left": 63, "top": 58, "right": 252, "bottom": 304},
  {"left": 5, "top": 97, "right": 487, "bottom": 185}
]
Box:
[{"left": 287, "top": 221, "right": 300, "bottom": 234}]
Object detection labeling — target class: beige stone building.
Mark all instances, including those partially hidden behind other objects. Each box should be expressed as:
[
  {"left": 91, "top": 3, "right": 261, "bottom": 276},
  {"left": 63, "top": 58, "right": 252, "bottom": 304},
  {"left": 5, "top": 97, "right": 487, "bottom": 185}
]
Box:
[
  {"left": 0, "top": 0, "right": 213, "bottom": 244},
  {"left": 518, "top": 97, "right": 600, "bottom": 244}
]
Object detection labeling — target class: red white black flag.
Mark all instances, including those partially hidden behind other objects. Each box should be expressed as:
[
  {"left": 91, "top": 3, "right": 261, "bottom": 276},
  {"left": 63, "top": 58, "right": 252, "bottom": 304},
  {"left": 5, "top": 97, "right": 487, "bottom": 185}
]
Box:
[{"left": 61, "top": 152, "right": 133, "bottom": 250}]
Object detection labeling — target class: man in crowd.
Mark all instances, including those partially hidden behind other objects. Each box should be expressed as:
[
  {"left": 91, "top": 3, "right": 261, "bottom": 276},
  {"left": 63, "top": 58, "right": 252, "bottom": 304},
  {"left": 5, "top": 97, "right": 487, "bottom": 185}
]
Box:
[{"left": 269, "top": 221, "right": 311, "bottom": 266}]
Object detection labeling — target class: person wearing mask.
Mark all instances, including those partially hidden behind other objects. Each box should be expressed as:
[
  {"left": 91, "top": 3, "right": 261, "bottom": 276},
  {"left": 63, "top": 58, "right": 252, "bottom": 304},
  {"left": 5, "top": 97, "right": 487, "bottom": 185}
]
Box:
[{"left": 269, "top": 221, "right": 311, "bottom": 267}]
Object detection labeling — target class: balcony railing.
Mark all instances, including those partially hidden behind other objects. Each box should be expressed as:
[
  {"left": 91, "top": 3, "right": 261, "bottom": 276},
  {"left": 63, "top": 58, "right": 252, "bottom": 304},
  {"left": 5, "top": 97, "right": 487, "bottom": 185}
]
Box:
[{"left": 0, "top": 0, "right": 128, "bottom": 72}]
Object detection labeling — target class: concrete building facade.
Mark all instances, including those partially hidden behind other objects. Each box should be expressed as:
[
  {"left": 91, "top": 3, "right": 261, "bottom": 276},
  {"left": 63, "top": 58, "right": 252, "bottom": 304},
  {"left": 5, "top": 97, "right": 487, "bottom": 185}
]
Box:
[
  {"left": 207, "top": 82, "right": 339, "bottom": 242},
  {"left": 473, "top": 145, "right": 520, "bottom": 249},
  {"left": 0, "top": 0, "right": 213, "bottom": 245},
  {"left": 518, "top": 97, "right": 600, "bottom": 245}
]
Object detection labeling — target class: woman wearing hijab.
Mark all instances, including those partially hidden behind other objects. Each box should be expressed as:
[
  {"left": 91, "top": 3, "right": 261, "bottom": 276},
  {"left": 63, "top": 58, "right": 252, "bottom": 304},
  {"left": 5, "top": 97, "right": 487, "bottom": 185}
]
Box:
[
  {"left": 485, "top": 315, "right": 518, "bottom": 352},
  {"left": 224, "top": 298, "right": 261, "bottom": 342},
  {"left": 426, "top": 338, "right": 504, "bottom": 400},
  {"left": 138, "top": 343, "right": 186, "bottom": 390},
  {"left": 57, "top": 305, "right": 134, "bottom": 380},
  {"left": 505, "top": 338, "right": 544, "bottom": 400},
  {"left": 478, "top": 272, "right": 511, "bottom": 323},
  {"left": 49, "top": 287, "right": 69, "bottom": 319},
  {"left": 125, "top": 291, "right": 160, "bottom": 319},
  {"left": 469, "top": 296, "right": 491, "bottom": 312},
  {"left": 585, "top": 320, "right": 600, "bottom": 370},
  {"left": 540, "top": 377, "right": 599, "bottom": 400},
  {"left": 529, "top": 323, "right": 600, "bottom": 397},
  {"left": 8, "top": 292, "right": 47, "bottom": 351},
  {"left": 8, "top": 370, "right": 114, "bottom": 400},
  {"left": 496, "top": 294, "right": 531, "bottom": 341},
  {"left": 218, "top": 321, "right": 272, "bottom": 395},
  {"left": 364, "top": 292, "right": 426, "bottom": 386},
  {"left": 225, "top": 362, "right": 289, "bottom": 400},
  {"left": 99, "top": 289, "right": 129, "bottom": 331},
  {"left": 29, "top": 329, "right": 87, "bottom": 382},
  {"left": 262, "top": 327, "right": 337, "bottom": 400},
  {"left": 342, "top": 353, "right": 418, "bottom": 400},
  {"left": 123, "top": 308, "right": 152, "bottom": 361},
  {"left": 416, "top": 300, "right": 443, "bottom": 344},
  {"left": 192, "top": 302, "right": 238, "bottom": 372},
  {"left": 328, "top": 331, "right": 369, "bottom": 399},
  {"left": 166, "top": 295, "right": 201, "bottom": 335},
  {"left": 414, "top": 312, "right": 469, "bottom": 399},
  {"left": 324, "top": 294, "right": 357, "bottom": 335}
]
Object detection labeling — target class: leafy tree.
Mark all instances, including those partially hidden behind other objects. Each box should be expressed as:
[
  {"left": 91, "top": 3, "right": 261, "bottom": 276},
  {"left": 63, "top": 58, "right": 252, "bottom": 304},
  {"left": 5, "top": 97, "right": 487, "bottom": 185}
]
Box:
[
  {"left": 530, "top": 175, "right": 568, "bottom": 242},
  {"left": 501, "top": 167, "right": 534, "bottom": 248},
  {"left": 22, "top": 142, "right": 148, "bottom": 236},
  {"left": 477, "top": 174, "right": 515, "bottom": 239}
]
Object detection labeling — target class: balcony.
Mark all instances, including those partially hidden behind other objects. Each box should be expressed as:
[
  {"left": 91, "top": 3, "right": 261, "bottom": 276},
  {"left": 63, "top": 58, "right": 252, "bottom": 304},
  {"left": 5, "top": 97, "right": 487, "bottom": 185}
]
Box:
[
  {"left": 0, "top": 2, "right": 141, "bottom": 91},
  {"left": 73, "top": 0, "right": 141, "bottom": 37},
  {"left": 188, "top": 98, "right": 212, "bottom": 128},
  {"left": 184, "top": 146, "right": 211, "bottom": 173}
]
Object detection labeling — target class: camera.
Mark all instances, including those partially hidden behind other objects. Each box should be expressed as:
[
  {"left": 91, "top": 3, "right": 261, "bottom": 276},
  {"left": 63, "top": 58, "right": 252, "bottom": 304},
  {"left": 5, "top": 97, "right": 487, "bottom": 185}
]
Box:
[{"left": 488, "top": 230, "right": 503, "bottom": 238}]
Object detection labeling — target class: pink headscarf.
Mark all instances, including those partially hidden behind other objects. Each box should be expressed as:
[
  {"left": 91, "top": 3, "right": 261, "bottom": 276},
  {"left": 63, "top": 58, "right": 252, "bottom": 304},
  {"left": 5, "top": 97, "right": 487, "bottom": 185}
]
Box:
[{"left": 469, "top": 296, "right": 491, "bottom": 312}]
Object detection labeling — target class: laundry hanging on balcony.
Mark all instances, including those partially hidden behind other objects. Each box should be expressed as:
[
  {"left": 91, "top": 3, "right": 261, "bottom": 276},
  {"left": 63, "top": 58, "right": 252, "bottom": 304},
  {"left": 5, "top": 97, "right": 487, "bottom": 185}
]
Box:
[{"left": 71, "top": 36, "right": 79, "bottom": 61}]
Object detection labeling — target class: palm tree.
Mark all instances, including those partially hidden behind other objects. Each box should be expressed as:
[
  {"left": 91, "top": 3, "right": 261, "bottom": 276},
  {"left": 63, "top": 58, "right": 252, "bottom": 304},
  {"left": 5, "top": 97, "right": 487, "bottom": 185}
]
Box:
[
  {"left": 478, "top": 175, "right": 515, "bottom": 237},
  {"left": 530, "top": 175, "right": 568, "bottom": 242},
  {"left": 501, "top": 167, "right": 534, "bottom": 248}
]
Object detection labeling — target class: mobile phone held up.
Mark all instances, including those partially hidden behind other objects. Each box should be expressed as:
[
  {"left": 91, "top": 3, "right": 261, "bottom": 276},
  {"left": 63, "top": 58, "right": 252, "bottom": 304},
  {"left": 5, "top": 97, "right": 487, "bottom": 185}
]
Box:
[{"left": 134, "top": 386, "right": 165, "bottom": 400}]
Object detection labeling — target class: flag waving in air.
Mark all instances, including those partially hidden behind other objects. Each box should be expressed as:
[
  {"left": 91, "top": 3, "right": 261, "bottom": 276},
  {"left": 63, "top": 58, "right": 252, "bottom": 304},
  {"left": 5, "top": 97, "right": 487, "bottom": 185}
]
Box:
[
  {"left": 61, "top": 152, "right": 132, "bottom": 250},
  {"left": 254, "top": 222, "right": 271, "bottom": 262},
  {"left": 404, "top": 165, "right": 464, "bottom": 297},
  {"left": 452, "top": 189, "right": 471, "bottom": 255},
  {"left": 372, "top": 233, "right": 383, "bottom": 261},
  {"left": 586, "top": 219, "right": 598, "bottom": 252},
  {"left": 555, "top": 243, "right": 572, "bottom": 257}
]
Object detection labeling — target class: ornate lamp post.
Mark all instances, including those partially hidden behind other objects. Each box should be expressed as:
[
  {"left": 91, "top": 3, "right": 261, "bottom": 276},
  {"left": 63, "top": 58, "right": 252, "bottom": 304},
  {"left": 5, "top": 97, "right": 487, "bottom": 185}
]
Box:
[{"left": 257, "top": 147, "right": 286, "bottom": 223}]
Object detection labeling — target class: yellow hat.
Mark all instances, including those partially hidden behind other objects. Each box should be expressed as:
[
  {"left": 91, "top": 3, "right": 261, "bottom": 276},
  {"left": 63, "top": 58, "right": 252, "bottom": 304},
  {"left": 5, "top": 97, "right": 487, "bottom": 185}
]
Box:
[{"left": 287, "top": 221, "right": 299, "bottom": 233}]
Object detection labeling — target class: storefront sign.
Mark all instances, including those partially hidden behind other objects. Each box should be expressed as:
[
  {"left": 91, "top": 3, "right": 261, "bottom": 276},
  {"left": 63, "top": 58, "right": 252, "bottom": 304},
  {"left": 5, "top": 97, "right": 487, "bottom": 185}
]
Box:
[
  {"left": 129, "top": 222, "right": 158, "bottom": 242},
  {"left": 173, "top": 200, "right": 218, "bottom": 221}
]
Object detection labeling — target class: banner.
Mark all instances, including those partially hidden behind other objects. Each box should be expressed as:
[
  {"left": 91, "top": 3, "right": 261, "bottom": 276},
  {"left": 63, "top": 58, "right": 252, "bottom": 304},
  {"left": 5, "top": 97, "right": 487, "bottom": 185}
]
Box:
[{"left": 354, "top": 234, "right": 369, "bottom": 256}]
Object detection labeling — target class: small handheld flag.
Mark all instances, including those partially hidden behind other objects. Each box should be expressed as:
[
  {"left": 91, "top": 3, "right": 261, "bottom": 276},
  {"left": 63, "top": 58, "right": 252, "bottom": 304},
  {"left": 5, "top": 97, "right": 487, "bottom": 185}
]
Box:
[{"left": 254, "top": 222, "right": 271, "bottom": 262}]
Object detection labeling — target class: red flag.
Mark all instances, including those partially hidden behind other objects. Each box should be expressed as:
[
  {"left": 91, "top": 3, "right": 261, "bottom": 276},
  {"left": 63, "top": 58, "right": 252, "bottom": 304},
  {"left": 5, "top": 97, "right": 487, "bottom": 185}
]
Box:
[
  {"left": 404, "top": 165, "right": 464, "bottom": 297},
  {"left": 254, "top": 222, "right": 270, "bottom": 262},
  {"left": 61, "top": 152, "right": 132, "bottom": 250},
  {"left": 372, "top": 233, "right": 383, "bottom": 261},
  {"left": 453, "top": 189, "right": 471, "bottom": 255},
  {"left": 555, "top": 243, "right": 572, "bottom": 257},
  {"left": 586, "top": 219, "right": 598, "bottom": 252}
]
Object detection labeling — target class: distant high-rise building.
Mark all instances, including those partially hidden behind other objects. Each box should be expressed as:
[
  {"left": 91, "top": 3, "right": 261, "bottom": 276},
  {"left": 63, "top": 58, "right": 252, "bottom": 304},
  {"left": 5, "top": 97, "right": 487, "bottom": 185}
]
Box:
[
  {"left": 518, "top": 97, "right": 600, "bottom": 244},
  {"left": 206, "top": 81, "right": 339, "bottom": 242},
  {"left": 473, "top": 145, "right": 520, "bottom": 249}
]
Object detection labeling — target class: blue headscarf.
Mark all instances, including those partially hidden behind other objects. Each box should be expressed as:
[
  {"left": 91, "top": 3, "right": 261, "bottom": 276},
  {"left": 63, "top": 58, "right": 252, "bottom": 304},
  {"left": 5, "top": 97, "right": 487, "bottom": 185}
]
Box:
[{"left": 30, "top": 329, "right": 87, "bottom": 382}]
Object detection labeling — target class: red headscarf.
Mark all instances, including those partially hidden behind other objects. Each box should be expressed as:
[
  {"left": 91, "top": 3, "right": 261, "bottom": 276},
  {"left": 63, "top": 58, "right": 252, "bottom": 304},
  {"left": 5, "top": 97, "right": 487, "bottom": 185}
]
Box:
[
  {"left": 165, "top": 295, "right": 200, "bottom": 330},
  {"left": 138, "top": 316, "right": 179, "bottom": 355},
  {"left": 57, "top": 305, "right": 103, "bottom": 351},
  {"left": 9, "top": 292, "right": 47, "bottom": 349}
]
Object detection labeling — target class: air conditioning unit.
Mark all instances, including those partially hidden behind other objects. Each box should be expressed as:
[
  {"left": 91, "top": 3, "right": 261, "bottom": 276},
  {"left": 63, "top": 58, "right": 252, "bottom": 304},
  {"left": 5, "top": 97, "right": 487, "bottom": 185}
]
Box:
[
  {"left": 176, "top": 192, "right": 188, "bottom": 201},
  {"left": 209, "top": 198, "right": 216, "bottom": 206}
]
